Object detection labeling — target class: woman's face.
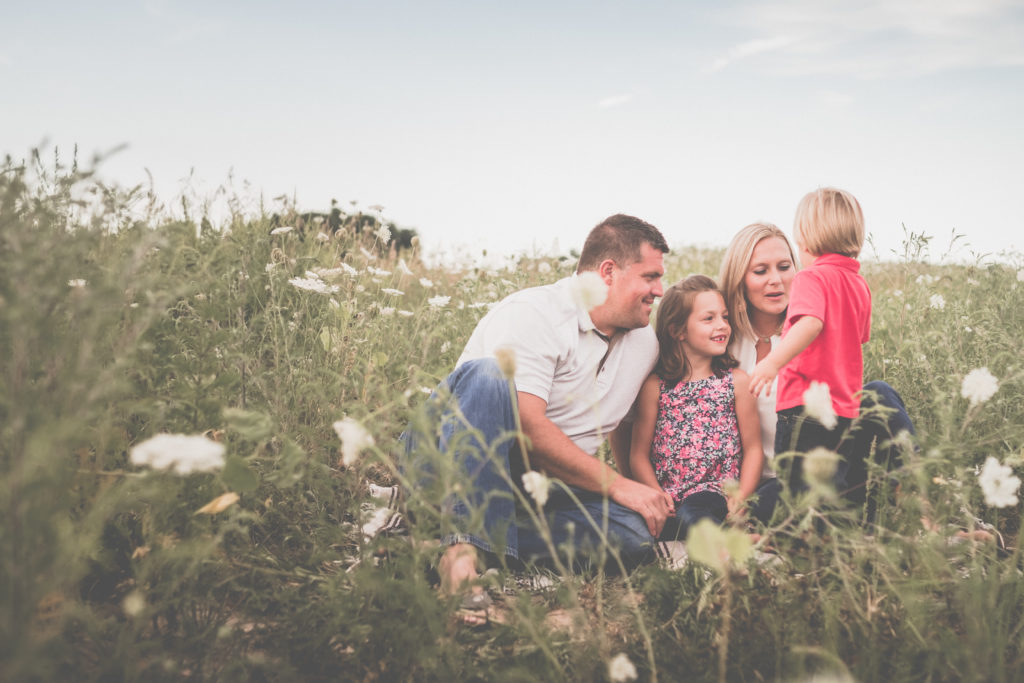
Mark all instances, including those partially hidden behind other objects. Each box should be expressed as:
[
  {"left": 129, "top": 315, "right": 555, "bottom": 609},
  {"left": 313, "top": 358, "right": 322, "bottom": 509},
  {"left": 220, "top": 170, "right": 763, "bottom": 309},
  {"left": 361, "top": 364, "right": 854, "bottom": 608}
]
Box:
[{"left": 743, "top": 236, "right": 795, "bottom": 318}]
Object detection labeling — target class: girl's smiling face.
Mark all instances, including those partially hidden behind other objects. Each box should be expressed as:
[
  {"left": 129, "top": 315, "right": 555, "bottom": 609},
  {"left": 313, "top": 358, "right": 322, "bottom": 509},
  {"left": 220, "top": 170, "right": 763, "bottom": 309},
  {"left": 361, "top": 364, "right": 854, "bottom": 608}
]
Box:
[
  {"left": 743, "top": 236, "right": 796, "bottom": 319},
  {"left": 680, "top": 290, "right": 731, "bottom": 360}
]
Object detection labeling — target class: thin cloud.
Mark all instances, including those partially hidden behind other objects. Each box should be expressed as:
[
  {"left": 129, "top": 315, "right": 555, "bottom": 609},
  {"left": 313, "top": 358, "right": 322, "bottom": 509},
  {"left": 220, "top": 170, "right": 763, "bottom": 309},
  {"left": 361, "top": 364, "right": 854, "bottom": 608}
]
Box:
[
  {"left": 711, "top": 0, "right": 1024, "bottom": 78},
  {"left": 598, "top": 94, "right": 634, "bottom": 109},
  {"left": 706, "top": 35, "right": 795, "bottom": 73}
]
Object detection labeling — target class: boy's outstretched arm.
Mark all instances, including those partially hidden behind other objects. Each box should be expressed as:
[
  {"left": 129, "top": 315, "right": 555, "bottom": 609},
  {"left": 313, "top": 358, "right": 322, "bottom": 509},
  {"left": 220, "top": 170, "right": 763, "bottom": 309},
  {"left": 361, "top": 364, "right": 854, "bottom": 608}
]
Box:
[{"left": 748, "top": 315, "right": 823, "bottom": 397}]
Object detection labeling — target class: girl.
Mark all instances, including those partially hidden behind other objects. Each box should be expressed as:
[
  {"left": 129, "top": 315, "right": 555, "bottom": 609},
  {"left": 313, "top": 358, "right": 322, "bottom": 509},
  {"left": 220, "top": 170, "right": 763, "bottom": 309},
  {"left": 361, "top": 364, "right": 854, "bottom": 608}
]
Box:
[{"left": 629, "top": 275, "right": 766, "bottom": 538}]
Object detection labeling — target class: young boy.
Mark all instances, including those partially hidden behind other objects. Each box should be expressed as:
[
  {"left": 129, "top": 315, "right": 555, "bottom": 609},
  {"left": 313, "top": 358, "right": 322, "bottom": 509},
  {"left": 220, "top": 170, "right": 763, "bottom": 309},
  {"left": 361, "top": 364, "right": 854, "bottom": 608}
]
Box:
[{"left": 748, "top": 187, "right": 871, "bottom": 493}]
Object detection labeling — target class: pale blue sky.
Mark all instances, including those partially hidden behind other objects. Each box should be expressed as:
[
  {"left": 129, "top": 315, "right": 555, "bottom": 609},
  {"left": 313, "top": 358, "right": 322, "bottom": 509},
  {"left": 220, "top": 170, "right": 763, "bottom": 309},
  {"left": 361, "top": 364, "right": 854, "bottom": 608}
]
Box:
[{"left": 4, "top": 1, "right": 1023, "bottom": 262}]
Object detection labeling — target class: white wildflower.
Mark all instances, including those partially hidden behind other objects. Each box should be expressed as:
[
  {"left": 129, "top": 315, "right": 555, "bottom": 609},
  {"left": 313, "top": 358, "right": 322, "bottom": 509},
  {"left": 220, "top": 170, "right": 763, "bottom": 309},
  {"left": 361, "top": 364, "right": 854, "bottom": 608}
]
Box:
[
  {"left": 961, "top": 367, "right": 999, "bottom": 406},
  {"left": 468, "top": 302, "right": 489, "bottom": 309},
  {"left": 428, "top": 295, "right": 450, "bottom": 308},
  {"left": 538, "top": 261, "right": 552, "bottom": 274},
  {"left": 968, "top": 278, "right": 979, "bottom": 286},
  {"left": 419, "top": 277, "right": 434, "bottom": 288},
  {"left": 315, "top": 267, "right": 346, "bottom": 279},
  {"left": 398, "top": 310, "right": 414, "bottom": 317},
  {"left": 130, "top": 434, "right": 226, "bottom": 475},
  {"left": 122, "top": 590, "right": 146, "bottom": 618},
  {"left": 380, "top": 307, "right": 395, "bottom": 316},
  {"left": 376, "top": 224, "right": 391, "bottom": 243},
  {"left": 367, "top": 266, "right": 392, "bottom": 277},
  {"left": 333, "top": 417, "right": 375, "bottom": 467},
  {"left": 1017, "top": 268, "right": 1024, "bottom": 283},
  {"left": 929, "top": 294, "right": 945, "bottom": 310},
  {"left": 359, "top": 246, "right": 376, "bottom": 260},
  {"left": 397, "top": 258, "right": 413, "bottom": 276},
  {"left": 440, "top": 341, "right": 451, "bottom": 354},
  {"left": 978, "top": 456, "right": 1021, "bottom": 508},
  {"left": 316, "top": 232, "right": 330, "bottom": 243},
  {"left": 607, "top": 653, "right": 638, "bottom": 682},
  {"left": 356, "top": 284, "right": 366, "bottom": 293},
  {"left": 265, "top": 263, "right": 276, "bottom": 273},
  {"left": 68, "top": 278, "right": 87, "bottom": 288},
  {"left": 340, "top": 262, "right": 359, "bottom": 276},
  {"left": 381, "top": 288, "right": 405, "bottom": 297},
  {"left": 569, "top": 271, "right": 608, "bottom": 311},
  {"left": 522, "top": 470, "right": 550, "bottom": 507},
  {"left": 802, "top": 381, "right": 837, "bottom": 430},
  {"left": 419, "top": 386, "right": 433, "bottom": 394},
  {"left": 288, "top": 277, "right": 340, "bottom": 295},
  {"left": 893, "top": 289, "right": 903, "bottom": 297},
  {"left": 916, "top": 274, "right": 937, "bottom": 285},
  {"left": 329, "top": 298, "right": 340, "bottom": 309},
  {"left": 270, "top": 226, "right": 294, "bottom": 235},
  {"left": 804, "top": 447, "right": 840, "bottom": 487}
]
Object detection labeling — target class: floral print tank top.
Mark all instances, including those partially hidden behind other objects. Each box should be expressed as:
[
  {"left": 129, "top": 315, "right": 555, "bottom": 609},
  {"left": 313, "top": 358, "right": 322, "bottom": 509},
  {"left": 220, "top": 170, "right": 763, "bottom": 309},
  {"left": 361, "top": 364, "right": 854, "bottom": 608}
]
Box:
[{"left": 651, "top": 371, "right": 741, "bottom": 505}]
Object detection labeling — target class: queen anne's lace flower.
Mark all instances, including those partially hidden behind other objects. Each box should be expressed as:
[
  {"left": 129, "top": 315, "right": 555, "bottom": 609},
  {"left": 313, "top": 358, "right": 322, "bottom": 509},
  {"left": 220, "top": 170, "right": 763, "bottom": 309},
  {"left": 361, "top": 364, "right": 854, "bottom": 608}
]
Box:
[
  {"left": 333, "top": 417, "right": 374, "bottom": 466},
  {"left": 130, "top": 434, "right": 226, "bottom": 475},
  {"left": 428, "top": 295, "right": 450, "bottom": 308},
  {"left": 521, "top": 470, "right": 550, "bottom": 507},
  {"left": 802, "top": 381, "right": 837, "bottom": 430},
  {"left": 381, "top": 288, "right": 405, "bottom": 296},
  {"left": 289, "top": 276, "right": 340, "bottom": 295},
  {"left": 569, "top": 271, "right": 608, "bottom": 311},
  {"left": 929, "top": 294, "right": 946, "bottom": 310},
  {"left": 607, "top": 653, "right": 638, "bottom": 682},
  {"left": 270, "top": 226, "right": 294, "bottom": 235},
  {"left": 961, "top": 367, "right": 999, "bottom": 406},
  {"left": 978, "top": 456, "right": 1021, "bottom": 508}
]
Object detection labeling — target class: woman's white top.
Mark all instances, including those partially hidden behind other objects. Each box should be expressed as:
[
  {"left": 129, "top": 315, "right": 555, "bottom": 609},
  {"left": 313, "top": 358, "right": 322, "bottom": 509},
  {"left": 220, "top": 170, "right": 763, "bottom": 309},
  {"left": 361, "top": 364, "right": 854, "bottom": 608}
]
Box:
[{"left": 730, "top": 334, "right": 779, "bottom": 478}]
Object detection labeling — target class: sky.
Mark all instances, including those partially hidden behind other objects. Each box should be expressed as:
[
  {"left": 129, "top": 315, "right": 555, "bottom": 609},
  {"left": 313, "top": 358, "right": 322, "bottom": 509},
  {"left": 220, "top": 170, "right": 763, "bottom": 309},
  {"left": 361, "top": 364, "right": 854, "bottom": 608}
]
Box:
[{"left": 3, "top": 0, "right": 1023, "bottom": 264}]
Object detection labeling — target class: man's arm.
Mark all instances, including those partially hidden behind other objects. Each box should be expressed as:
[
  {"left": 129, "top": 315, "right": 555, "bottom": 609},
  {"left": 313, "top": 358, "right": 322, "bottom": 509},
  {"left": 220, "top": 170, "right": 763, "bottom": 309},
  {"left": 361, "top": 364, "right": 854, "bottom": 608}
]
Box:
[
  {"left": 748, "top": 315, "right": 823, "bottom": 398},
  {"left": 517, "top": 391, "right": 674, "bottom": 538}
]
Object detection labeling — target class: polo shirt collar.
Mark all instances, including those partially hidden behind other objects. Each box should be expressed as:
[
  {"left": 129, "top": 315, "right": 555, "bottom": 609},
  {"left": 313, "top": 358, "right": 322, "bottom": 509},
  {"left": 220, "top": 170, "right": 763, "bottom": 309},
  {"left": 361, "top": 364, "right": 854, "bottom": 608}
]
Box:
[{"left": 812, "top": 253, "right": 860, "bottom": 272}]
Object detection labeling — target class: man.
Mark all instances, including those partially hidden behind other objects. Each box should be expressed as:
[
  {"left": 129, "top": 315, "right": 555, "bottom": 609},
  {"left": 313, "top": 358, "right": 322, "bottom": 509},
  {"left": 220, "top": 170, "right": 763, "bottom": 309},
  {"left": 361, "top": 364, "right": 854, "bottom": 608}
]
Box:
[{"left": 403, "top": 214, "right": 676, "bottom": 621}]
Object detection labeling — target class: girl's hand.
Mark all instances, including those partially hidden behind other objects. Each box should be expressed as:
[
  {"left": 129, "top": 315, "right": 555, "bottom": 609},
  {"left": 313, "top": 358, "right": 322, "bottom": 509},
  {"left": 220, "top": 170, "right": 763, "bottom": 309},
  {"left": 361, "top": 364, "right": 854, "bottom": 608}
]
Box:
[
  {"left": 726, "top": 495, "right": 747, "bottom": 521},
  {"left": 749, "top": 358, "right": 779, "bottom": 397}
]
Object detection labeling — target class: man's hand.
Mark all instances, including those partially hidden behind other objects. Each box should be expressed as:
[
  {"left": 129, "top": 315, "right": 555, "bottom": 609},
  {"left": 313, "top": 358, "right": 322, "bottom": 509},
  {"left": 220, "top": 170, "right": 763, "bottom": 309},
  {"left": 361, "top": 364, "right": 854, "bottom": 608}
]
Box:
[{"left": 608, "top": 475, "right": 675, "bottom": 538}]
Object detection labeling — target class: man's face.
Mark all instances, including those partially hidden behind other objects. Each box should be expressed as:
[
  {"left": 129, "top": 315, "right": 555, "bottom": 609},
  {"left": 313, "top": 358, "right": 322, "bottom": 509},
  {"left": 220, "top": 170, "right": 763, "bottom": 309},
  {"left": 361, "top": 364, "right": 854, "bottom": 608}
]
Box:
[{"left": 604, "top": 242, "right": 665, "bottom": 331}]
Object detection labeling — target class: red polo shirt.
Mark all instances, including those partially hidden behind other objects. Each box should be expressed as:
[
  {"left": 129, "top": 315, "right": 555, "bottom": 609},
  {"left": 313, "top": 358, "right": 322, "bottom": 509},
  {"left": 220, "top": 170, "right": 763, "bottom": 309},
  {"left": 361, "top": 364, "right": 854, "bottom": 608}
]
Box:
[{"left": 777, "top": 253, "right": 871, "bottom": 418}]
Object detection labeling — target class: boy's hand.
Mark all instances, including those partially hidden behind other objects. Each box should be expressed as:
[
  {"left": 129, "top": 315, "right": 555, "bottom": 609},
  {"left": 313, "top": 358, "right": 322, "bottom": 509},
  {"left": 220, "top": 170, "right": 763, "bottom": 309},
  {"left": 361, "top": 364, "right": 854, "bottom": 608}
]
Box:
[{"left": 749, "top": 358, "right": 779, "bottom": 397}]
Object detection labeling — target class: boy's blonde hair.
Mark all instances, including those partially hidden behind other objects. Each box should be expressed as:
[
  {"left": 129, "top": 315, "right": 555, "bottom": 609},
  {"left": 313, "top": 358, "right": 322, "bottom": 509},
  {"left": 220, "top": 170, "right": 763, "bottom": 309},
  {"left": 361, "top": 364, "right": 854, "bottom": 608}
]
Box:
[
  {"left": 793, "top": 187, "right": 864, "bottom": 258},
  {"left": 719, "top": 222, "right": 796, "bottom": 343}
]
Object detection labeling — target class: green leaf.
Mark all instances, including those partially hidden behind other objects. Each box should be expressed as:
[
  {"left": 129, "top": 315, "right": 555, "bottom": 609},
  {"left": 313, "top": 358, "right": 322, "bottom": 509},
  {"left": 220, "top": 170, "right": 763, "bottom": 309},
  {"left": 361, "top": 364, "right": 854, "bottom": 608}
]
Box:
[
  {"left": 223, "top": 407, "right": 275, "bottom": 441},
  {"left": 221, "top": 455, "right": 259, "bottom": 493}
]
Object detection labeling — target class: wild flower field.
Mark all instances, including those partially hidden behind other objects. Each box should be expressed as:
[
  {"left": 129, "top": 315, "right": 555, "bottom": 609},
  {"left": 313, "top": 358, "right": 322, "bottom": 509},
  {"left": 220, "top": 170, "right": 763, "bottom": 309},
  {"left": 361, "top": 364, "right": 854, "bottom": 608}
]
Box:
[{"left": 2, "top": 155, "right": 1023, "bottom": 682}]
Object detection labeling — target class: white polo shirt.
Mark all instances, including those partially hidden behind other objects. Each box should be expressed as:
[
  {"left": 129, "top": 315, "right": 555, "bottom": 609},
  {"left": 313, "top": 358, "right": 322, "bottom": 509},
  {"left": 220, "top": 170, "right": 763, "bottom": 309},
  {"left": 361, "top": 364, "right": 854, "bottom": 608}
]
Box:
[{"left": 457, "top": 276, "right": 659, "bottom": 456}]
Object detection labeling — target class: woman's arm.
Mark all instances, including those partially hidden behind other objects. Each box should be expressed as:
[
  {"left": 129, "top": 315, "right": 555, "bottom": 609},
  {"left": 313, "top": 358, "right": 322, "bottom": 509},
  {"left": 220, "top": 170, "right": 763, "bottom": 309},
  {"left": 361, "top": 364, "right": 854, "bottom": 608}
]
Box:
[
  {"left": 628, "top": 374, "right": 664, "bottom": 492},
  {"left": 731, "top": 369, "right": 765, "bottom": 502},
  {"left": 749, "top": 314, "right": 823, "bottom": 397}
]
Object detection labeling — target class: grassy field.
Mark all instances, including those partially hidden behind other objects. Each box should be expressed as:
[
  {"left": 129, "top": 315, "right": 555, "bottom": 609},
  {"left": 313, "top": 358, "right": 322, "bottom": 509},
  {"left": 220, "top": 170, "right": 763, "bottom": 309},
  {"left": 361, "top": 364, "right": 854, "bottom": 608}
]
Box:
[{"left": 2, "top": 156, "right": 1023, "bottom": 682}]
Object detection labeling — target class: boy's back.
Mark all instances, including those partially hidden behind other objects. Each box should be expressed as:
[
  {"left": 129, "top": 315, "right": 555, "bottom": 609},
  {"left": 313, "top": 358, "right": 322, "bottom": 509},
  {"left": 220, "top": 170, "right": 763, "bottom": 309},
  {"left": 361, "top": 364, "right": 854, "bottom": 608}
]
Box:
[{"left": 776, "top": 253, "right": 871, "bottom": 418}]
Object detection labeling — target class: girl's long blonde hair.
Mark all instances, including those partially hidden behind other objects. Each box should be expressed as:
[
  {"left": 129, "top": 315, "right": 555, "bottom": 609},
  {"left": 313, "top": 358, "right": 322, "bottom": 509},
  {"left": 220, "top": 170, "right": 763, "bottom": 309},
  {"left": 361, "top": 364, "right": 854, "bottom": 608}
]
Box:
[{"left": 655, "top": 275, "right": 737, "bottom": 385}]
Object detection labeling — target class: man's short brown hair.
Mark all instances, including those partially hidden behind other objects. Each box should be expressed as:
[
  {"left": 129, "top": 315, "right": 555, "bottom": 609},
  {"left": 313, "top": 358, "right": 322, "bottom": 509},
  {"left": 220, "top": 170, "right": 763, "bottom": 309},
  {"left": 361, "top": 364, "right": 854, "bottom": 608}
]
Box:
[{"left": 576, "top": 214, "right": 669, "bottom": 273}]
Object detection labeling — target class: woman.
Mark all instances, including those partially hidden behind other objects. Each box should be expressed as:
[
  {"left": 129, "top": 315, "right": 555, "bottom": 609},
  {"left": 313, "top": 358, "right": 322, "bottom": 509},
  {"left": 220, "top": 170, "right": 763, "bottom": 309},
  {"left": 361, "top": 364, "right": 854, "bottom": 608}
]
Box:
[{"left": 719, "top": 222, "right": 915, "bottom": 517}]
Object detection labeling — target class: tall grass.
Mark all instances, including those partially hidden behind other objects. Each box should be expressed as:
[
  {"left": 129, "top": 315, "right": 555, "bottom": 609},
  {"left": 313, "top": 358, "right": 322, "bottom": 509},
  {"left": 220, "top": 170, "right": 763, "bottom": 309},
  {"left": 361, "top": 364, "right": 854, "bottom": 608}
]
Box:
[{"left": 2, "top": 154, "right": 1022, "bottom": 681}]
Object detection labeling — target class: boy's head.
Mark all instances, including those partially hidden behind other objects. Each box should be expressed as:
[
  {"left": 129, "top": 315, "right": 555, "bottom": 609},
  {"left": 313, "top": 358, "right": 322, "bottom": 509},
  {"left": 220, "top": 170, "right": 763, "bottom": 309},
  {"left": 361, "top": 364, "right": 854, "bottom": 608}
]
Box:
[{"left": 793, "top": 187, "right": 864, "bottom": 258}]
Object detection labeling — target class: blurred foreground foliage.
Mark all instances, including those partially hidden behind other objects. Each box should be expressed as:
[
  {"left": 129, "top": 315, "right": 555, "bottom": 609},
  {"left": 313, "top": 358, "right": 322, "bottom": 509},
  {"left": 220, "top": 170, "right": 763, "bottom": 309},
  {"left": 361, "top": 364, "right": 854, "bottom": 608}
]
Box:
[{"left": 2, "top": 153, "right": 1023, "bottom": 682}]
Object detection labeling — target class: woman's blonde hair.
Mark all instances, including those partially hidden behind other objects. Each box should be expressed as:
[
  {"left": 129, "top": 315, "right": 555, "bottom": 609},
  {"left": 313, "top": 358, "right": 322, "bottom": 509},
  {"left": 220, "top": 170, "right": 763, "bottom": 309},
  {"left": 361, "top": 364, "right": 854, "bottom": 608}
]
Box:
[
  {"left": 655, "top": 275, "right": 737, "bottom": 384},
  {"left": 793, "top": 187, "right": 864, "bottom": 258},
  {"left": 718, "top": 222, "right": 796, "bottom": 343}
]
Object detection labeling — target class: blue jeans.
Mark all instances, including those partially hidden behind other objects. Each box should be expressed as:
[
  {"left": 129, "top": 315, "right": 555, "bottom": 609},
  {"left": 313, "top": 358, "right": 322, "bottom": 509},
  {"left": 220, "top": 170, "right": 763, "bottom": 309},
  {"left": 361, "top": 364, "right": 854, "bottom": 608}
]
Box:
[
  {"left": 660, "top": 479, "right": 783, "bottom": 540},
  {"left": 401, "top": 359, "right": 657, "bottom": 571},
  {"left": 774, "top": 380, "right": 915, "bottom": 501}
]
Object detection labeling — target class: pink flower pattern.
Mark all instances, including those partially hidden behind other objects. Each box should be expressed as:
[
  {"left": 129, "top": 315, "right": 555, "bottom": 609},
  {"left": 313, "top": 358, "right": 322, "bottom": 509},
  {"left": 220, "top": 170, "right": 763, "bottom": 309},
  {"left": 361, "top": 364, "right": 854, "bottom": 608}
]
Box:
[{"left": 650, "top": 371, "right": 741, "bottom": 505}]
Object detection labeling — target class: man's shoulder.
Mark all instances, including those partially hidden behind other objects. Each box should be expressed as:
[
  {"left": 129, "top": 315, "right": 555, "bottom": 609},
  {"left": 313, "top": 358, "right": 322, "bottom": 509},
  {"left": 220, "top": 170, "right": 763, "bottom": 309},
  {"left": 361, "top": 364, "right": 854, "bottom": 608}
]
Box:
[{"left": 491, "top": 279, "right": 578, "bottom": 324}]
